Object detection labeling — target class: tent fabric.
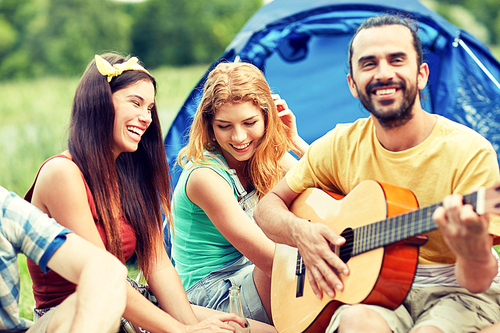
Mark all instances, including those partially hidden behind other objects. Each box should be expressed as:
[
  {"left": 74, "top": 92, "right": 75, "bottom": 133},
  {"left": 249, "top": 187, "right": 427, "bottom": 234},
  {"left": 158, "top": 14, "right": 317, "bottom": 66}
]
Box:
[{"left": 164, "top": 0, "right": 500, "bottom": 189}]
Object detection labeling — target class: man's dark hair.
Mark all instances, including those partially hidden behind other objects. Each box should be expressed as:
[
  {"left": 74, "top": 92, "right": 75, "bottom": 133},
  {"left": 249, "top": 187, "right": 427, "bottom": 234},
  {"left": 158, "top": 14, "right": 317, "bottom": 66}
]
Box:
[{"left": 348, "top": 15, "right": 424, "bottom": 76}]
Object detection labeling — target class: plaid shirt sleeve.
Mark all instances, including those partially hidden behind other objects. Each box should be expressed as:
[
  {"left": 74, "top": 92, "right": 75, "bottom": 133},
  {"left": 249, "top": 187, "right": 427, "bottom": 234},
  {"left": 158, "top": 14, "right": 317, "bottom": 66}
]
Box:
[{"left": 0, "top": 186, "right": 71, "bottom": 329}]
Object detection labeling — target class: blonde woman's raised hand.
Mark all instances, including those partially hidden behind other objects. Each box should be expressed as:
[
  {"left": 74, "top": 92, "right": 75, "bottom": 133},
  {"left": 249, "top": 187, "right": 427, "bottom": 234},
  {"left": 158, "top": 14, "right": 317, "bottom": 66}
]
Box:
[
  {"left": 272, "top": 94, "right": 309, "bottom": 158},
  {"left": 273, "top": 94, "right": 298, "bottom": 140}
]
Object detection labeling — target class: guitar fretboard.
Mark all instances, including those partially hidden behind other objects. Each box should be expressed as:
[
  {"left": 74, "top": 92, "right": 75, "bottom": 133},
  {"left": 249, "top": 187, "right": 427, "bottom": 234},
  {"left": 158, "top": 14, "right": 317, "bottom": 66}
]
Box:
[{"left": 351, "top": 191, "right": 478, "bottom": 256}]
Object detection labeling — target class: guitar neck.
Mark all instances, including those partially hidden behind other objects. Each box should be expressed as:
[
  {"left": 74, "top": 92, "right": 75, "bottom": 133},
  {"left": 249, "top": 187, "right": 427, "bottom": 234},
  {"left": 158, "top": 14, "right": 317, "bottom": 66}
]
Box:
[{"left": 351, "top": 191, "right": 481, "bottom": 256}]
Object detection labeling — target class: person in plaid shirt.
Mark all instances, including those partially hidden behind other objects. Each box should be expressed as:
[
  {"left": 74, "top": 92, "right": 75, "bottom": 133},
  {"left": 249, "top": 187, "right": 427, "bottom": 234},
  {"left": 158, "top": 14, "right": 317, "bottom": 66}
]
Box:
[{"left": 0, "top": 185, "right": 127, "bottom": 332}]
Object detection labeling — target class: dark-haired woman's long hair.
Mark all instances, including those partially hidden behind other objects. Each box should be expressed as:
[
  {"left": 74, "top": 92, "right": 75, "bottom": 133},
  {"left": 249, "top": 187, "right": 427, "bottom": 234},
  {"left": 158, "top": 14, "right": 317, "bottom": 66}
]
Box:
[{"left": 68, "top": 53, "right": 171, "bottom": 278}]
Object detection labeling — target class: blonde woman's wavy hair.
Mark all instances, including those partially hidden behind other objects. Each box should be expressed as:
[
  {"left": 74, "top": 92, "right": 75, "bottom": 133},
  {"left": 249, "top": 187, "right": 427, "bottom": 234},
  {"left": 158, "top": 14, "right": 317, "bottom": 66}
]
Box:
[{"left": 178, "top": 62, "right": 295, "bottom": 198}]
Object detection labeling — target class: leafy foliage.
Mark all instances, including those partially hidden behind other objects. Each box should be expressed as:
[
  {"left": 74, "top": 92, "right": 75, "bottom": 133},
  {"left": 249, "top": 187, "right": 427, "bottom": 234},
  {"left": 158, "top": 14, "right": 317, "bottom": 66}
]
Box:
[
  {"left": 1, "top": 0, "right": 498, "bottom": 79},
  {"left": 42, "top": 0, "right": 131, "bottom": 76},
  {"left": 130, "top": 0, "right": 261, "bottom": 66},
  {"left": 434, "top": 0, "right": 500, "bottom": 45},
  {"left": 0, "top": 0, "right": 262, "bottom": 80}
]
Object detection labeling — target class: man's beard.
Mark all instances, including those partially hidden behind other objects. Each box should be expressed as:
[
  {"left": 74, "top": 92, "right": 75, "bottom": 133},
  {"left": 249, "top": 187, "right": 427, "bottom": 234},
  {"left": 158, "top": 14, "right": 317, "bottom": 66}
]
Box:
[{"left": 357, "top": 79, "right": 418, "bottom": 130}]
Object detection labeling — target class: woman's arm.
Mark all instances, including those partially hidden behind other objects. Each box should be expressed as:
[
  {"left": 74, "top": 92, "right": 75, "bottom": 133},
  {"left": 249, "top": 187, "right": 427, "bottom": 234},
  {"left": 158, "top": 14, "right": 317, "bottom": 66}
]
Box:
[
  {"left": 31, "top": 157, "right": 106, "bottom": 247},
  {"left": 134, "top": 243, "right": 245, "bottom": 333},
  {"left": 187, "top": 168, "right": 275, "bottom": 277},
  {"left": 193, "top": 305, "right": 277, "bottom": 333},
  {"left": 147, "top": 244, "right": 198, "bottom": 326},
  {"left": 46, "top": 233, "right": 127, "bottom": 333}
]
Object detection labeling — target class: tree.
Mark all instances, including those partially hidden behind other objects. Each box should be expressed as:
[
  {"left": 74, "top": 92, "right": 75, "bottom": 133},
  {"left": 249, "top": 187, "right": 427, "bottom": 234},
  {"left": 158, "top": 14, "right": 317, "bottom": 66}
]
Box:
[
  {"left": 130, "top": 0, "right": 262, "bottom": 68},
  {"left": 0, "top": 0, "right": 263, "bottom": 79},
  {"left": 0, "top": 0, "right": 132, "bottom": 79},
  {"left": 430, "top": 0, "right": 500, "bottom": 45},
  {"left": 41, "top": 0, "right": 131, "bottom": 76},
  {"left": 0, "top": 0, "right": 44, "bottom": 78},
  {"left": 464, "top": 0, "right": 500, "bottom": 45}
]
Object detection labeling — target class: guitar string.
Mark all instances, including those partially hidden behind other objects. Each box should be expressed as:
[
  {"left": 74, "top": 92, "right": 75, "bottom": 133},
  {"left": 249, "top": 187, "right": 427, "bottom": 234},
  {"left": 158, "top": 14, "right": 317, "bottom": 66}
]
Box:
[
  {"left": 335, "top": 205, "right": 435, "bottom": 257},
  {"left": 295, "top": 191, "right": 478, "bottom": 263},
  {"left": 335, "top": 190, "right": 477, "bottom": 258}
]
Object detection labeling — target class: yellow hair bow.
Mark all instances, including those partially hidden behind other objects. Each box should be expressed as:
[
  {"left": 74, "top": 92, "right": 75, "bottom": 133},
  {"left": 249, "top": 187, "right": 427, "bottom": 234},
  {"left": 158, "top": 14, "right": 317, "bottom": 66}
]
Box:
[{"left": 95, "top": 54, "right": 151, "bottom": 82}]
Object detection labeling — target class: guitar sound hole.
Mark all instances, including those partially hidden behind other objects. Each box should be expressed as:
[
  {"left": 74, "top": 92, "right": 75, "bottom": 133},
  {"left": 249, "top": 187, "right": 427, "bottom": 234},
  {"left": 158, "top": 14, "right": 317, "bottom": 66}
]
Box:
[{"left": 337, "top": 228, "right": 354, "bottom": 263}]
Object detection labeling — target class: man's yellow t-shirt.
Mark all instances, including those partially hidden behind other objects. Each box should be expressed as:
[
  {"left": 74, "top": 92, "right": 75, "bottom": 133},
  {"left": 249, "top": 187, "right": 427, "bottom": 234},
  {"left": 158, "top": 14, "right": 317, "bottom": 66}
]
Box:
[{"left": 286, "top": 115, "right": 500, "bottom": 264}]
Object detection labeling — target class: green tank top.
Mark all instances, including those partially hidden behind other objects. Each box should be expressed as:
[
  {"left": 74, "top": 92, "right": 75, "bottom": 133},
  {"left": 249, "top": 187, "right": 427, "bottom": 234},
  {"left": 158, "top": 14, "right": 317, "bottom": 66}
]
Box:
[{"left": 171, "top": 151, "right": 258, "bottom": 290}]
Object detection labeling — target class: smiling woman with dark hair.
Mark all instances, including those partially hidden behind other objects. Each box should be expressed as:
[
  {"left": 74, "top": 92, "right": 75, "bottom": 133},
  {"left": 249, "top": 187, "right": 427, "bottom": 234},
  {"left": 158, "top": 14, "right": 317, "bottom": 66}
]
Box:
[{"left": 24, "top": 52, "right": 246, "bottom": 333}]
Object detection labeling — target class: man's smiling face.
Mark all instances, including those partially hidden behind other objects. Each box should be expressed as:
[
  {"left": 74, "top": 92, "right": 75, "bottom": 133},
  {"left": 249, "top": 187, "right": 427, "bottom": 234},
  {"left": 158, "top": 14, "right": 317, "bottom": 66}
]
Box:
[{"left": 347, "top": 24, "right": 426, "bottom": 129}]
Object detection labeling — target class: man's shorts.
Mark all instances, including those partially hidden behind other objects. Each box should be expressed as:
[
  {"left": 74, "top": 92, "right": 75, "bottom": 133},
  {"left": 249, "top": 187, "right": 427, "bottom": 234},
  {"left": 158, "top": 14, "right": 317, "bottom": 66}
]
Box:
[{"left": 326, "top": 283, "right": 500, "bottom": 333}]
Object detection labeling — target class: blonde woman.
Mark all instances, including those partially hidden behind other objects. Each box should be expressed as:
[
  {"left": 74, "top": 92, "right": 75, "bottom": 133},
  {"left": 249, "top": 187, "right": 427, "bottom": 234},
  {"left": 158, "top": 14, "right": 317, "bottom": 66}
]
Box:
[{"left": 171, "top": 62, "right": 309, "bottom": 324}]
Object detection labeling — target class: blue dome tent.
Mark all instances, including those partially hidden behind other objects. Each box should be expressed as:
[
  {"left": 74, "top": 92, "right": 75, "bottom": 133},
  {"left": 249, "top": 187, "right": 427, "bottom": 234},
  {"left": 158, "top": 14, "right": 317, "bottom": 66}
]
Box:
[{"left": 164, "top": 0, "right": 500, "bottom": 189}]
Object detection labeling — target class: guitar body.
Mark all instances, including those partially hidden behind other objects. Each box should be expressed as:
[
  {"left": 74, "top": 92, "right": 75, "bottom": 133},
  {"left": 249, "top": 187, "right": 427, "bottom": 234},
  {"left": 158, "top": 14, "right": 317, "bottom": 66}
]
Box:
[{"left": 271, "top": 180, "right": 423, "bottom": 333}]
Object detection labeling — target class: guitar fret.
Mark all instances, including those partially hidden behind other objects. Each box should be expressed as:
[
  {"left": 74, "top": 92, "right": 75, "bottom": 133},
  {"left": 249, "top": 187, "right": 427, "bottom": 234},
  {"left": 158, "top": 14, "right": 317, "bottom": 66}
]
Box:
[
  {"left": 416, "top": 208, "right": 422, "bottom": 235},
  {"left": 361, "top": 224, "right": 367, "bottom": 253},
  {"left": 420, "top": 207, "right": 427, "bottom": 234},
  {"left": 372, "top": 224, "right": 376, "bottom": 249},
  {"left": 371, "top": 223, "right": 376, "bottom": 250},
  {"left": 423, "top": 207, "right": 430, "bottom": 234},
  {"left": 414, "top": 208, "right": 421, "bottom": 236},
  {"left": 370, "top": 223, "right": 376, "bottom": 250},
  {"left": 389, "top": 215, "right": 394, "bottom": 244},
  {"left": 388, "top": 216, "right": 394, "bottom": 244},
  {"left": 352, "top": 203, "right": 449, "bottom": 255},
  {"left": 375, "top": 219, "right": 381, "bottom": 248},
  {"left": 404, "top": 213, "right": 409, "bottom": 239},
  {"left": 357, "top": 228, "right": 362, "bottom": 253},
  {"left": 355, "top": 228, "right": 360, "bottom": 254},
  {"left": 356, "top": 227, "right": 361, "bottom": 254},
  {"left": 385, "top": 216, "right": 392, "bottom": 244},
  {"left": 408, "top": 213, "right": 413, "bottom": 239},
  {"left": 393, "top": 218, "right": 398, "bottom": 242},
  {"left": 366, "top": 224, "right": 371, "bottom": 252},
  {"left": 391, "top": 215, "right": 397, "bottom": 244},
  {"left": 395, "top": 215, "right": 402, "bottom": 241},
  {"left": 363, "top": 225, "right": 369, "bottom": 253}
]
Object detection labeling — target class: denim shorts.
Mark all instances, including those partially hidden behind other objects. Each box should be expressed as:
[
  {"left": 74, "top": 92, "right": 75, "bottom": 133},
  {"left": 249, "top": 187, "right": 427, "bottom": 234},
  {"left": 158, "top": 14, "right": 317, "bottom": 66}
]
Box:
[{"left": 186, "top": 256, "right": 270, "bottom": 324}]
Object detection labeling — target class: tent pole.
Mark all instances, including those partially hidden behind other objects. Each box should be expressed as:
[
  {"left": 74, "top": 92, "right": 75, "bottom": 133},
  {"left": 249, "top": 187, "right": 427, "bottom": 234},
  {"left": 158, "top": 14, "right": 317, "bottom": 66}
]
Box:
[{"left": 455, "top": 37, "right": 500, "bottom": 91}]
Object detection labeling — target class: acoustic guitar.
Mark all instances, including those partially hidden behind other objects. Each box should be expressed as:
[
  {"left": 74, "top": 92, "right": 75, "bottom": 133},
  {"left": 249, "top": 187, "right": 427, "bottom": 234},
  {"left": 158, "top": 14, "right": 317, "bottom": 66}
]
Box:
[{"left": 271, "top": 179, "right": 500, "bottom": 333}]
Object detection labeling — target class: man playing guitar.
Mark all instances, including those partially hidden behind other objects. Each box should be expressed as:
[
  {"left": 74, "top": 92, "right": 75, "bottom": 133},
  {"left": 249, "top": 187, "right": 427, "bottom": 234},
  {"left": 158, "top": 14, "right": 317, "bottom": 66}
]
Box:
[{"left": 254, "top": 14, "right": 500, "bottom": 333}]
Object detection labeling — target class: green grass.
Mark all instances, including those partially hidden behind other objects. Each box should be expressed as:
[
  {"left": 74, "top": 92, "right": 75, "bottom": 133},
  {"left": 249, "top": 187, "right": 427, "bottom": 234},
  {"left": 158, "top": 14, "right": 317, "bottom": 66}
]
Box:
[
  {"left": 1, "top": 64, "right": 207, "bottom": 320},
  {"left": 17, "top": 254, "right": 34, "bottom": 320}
]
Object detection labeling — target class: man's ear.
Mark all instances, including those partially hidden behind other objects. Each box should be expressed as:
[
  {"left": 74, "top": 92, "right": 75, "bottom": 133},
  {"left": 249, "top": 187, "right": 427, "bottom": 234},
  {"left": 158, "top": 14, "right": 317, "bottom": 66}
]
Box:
[
  {"left": 347, "top": 74, "right": 359, "bottom": 98},
  {"left": 417, "top": 63, "right": 429, "bottom": 91}
]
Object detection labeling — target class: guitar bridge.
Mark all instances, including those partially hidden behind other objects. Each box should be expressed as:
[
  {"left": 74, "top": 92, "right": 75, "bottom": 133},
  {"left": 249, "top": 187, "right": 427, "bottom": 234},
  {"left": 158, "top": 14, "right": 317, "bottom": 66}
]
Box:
[{"left": 296, "top": 251, "right": 305, "bottom": 297}]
